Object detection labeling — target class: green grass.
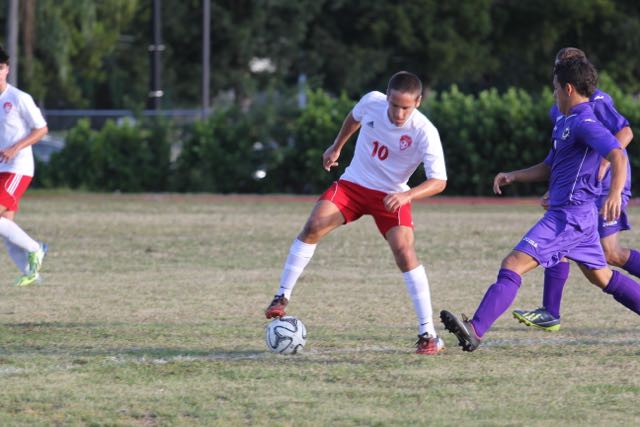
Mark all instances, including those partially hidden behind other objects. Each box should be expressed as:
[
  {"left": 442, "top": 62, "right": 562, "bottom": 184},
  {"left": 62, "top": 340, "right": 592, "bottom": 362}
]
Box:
[{"left": 1, "top": 192, "right": 640, "bottom": 426}]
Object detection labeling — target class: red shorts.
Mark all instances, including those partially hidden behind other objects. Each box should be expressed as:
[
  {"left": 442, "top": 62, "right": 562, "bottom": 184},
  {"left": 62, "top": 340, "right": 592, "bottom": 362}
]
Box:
[
  {"left": 0, "top": 173, "right": 32, "bottom": 212},
  {"left": 319, "top": 179, "right": 414, "bottom": 236}
]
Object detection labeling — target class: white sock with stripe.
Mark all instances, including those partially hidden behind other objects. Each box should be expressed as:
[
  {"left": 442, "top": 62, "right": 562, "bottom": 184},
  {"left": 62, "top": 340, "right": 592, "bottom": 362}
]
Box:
[
  {"left": 403, "top": 265, "right": 437, "bottom": 337},
  {"left": 277, "top": 239, "right": 316, "bottom": 299},
  {"left": 0, "top": 217, "right": 39, "bottom": 253},
  {"left": 4, "top": 238, "right": 29, "bottom": 274}
]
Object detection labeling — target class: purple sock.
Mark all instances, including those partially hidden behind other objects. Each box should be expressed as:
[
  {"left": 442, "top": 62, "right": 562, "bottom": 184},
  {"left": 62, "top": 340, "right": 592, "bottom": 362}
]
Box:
[
  {"left": 471, "top": 268, "right": 522, "bottom": 337},
  {"left": 603, "top": 270, "right": 640, "bottom": 315},
  {"left": 622, "top": 249, "right": 640, "bottom": 278},
  {"left": 542, "top": 262, "right": 570, "bottom": 319}
]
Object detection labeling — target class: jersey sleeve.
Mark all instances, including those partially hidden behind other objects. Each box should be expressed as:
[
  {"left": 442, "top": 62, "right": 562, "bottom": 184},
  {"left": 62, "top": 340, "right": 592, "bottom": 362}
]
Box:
[
  {"left": 18, "top": 93, "right": 47, "bottom": 130},
  {"left": 351, "top": 91, "right": 378, "bottom": 122},
  {"left": 549, "top": 105, "right": 561, "bottom": 124},
  {"left": 576, "top": 117, "right": 621, "bottom": 158},
  {"left": 593, "top": 95, "right": 629, "bottom": 135},
  {"left": 421, "top": 127, "right": 447, "bottom": 180},
  {"left": 543, "top": 147, "right": 555, "bottom": 166}
]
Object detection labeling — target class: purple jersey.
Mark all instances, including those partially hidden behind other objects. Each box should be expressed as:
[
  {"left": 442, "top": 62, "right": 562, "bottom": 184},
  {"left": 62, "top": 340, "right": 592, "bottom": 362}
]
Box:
[
  {"left": 544, "top": 102, "right": 622, "bottom": 209},
  {"left": 549, "top": 89, "right": 631, "bottom": 198}
]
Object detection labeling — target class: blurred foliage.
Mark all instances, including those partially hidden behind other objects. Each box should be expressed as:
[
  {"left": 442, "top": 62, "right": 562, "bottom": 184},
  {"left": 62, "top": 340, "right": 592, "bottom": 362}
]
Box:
[
  {"left": 1, "top": 0, "right": 639, "bottom": 109},
  {"left": 41, "top": 118, "right": 171, "bottom": 191},
  {"left": 36, "top": 80, "right": 640, "bottom": 196}
]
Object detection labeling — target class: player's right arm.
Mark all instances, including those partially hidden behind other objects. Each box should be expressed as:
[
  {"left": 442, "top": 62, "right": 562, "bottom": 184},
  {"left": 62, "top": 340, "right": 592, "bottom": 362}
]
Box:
[
  {"left": 493, "top": 162, "right": 550, "bottom": 195},
  {"left": 323, "top": 111, "right": 361, "bottom": 171}
]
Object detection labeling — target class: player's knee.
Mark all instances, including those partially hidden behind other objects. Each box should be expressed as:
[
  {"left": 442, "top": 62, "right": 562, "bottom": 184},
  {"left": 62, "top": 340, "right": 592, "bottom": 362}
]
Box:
[
  {"left": 300, "top": 217, "right": 328, "bottom": 241},
  {"left": 392, "top": 247, "right": 417, "bottom": 271},
  {"left": 603, "top": 247, "right": 626, "bottom": 267},
  {"left": 500, "top": 253, "right": 519, "bottom": 270}
]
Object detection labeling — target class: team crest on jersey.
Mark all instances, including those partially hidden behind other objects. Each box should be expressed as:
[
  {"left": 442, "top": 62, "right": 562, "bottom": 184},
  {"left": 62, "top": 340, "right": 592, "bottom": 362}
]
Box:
[
  {"left": 561, "top": 127, "right": 570, "bottom": 139},
  {"left": 3, "top": 102, "right": 12, "bottom": 113},
  {"left": 399, "top": 134, "right": 412, "bottom": 151}
]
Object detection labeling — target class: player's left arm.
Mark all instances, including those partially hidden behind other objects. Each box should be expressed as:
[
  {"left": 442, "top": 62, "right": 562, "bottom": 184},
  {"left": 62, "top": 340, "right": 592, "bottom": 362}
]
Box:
[
  {"left": 602, "top": 147, "right": 626, "bottom": 221},
  {"left": 383, "top": 178, "right": 446, "bottom": 213},
  {"left": 0, "top": 126, "right": 48, "bottom": 163},
  {"left": 383, "top": 127, "right": 447, "bottom": 212},
  {"left": 598, "top": 126, "right": 633, "bottom": 180},
  {"left": 581, "top": 116, "right": 627, "bottom": 221},
  {"left": 594, "top": 96, "right": 633, "bottom": 179}
]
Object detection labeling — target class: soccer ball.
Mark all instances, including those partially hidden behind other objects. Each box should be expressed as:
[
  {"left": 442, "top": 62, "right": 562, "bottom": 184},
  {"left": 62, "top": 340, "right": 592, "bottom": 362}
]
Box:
[{"left": 265, "top": 316, "right": 307, "bottom": 354}]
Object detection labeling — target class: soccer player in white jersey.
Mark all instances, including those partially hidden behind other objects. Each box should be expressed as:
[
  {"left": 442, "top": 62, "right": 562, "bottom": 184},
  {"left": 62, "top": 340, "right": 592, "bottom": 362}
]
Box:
[
  {"left": 265, "top": 71, "right": 448, "bottom": 355},
  {"left": 0, "top": 45, "right": 48, "bottom": 287}
]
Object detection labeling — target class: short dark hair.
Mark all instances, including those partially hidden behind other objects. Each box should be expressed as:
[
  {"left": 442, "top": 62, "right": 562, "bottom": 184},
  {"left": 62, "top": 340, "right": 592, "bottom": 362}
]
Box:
[
  {"left": 555, "top": 47, "right": 586, "bottom": 62},
  {"left": 387, "top": 71, "right": 422, "bottom": 98},
  {"left": 553, "top": 58, "right": 598, "bottom": 98},
  {"left": 0, "top": 45, "right": 8, "bottom": 65}
]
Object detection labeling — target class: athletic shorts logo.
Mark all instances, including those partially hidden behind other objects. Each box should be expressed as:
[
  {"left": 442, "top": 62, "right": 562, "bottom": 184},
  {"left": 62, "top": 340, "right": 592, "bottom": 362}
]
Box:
[
  {"left": 523, "top": 236, "right": 538, "bottom": 248},
  {"left": 400, "top": 134, "right": 412, "bottom": 151},
  {"left": 3, "top": 102, "right": 12, "bottom": 113},
  {"left": 366, "top": 121, "right": 375, "bottom": 128},
  {"left": 603, "top": 220, "right": 618, "bottom": 227}
]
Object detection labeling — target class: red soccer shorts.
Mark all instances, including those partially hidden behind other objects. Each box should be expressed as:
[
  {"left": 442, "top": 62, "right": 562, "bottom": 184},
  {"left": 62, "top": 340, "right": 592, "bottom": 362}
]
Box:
[
  {"left": 319, "top": 179, "right": 414, "bottom": 236},
  {"left": 0, "top": 173, "right": 32, "bottom": 212}
]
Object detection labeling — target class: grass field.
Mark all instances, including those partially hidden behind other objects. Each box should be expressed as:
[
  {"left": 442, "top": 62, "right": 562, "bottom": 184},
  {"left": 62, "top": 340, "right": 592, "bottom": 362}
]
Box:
[{"left": 1, "top": 192, "right": 639, "bottom": 426}]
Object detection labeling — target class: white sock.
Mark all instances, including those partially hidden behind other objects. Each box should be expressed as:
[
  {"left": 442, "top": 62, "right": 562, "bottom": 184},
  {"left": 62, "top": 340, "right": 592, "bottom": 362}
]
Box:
[
  {"left": 4, "top": 238, "right": 28, "bottom": 274},
  {"left": 403, "top": 265, "right": 436, "bottom": 337},
  {"left": 0, "top": 217, "right": 39, "bottom": 252},
  {"left": 277, "top": 239, "right": 316, "bottom": 299}
]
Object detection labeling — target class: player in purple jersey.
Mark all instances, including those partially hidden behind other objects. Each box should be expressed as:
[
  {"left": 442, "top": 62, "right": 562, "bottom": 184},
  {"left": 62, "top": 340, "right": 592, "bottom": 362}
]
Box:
[
  {"left": 513, "top": 48, "right": 638, "bottom": 331},
  {"left": 440, "top": 58, "right": 640, "bottom": 352}
]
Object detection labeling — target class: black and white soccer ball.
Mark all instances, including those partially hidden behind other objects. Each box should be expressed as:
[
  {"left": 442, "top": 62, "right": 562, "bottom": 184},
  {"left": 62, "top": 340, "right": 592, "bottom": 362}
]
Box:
[{"left": 265, "top": 316, "right": 307, "bottom": 354}]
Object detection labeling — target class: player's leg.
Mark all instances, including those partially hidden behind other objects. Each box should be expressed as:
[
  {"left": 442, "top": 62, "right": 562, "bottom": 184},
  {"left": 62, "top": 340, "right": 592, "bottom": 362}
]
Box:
[
  {"left": 385, "top": 224, "right": 443, "bottom": 354},
  {"left": 266, "top": 180, "right": 361, "bottom": 318},
  {"left": 577, "top": 264, "right": 640, "bottom": 316},
  {"left": 599, "top": 205, "right": 640, "bottom": 276},
  {"left": 512, "top": 257, "right": 568, "bottom": 332},
  {"left": 265, "top": 200, "right": 345, "bottom": 318},
  {"left": 601, "top": 231, "right": 640, "bottom": 278},
  {"left": 442, "top": 206, "right": 570, "bottom": 353},
  {"left": 441, "top": 250, "right": 538, "bottom": 352},
  {"left": 0, "top": 174, "right": 47, "bottom": 286},
  {"left": 2, "top": 210, "right": 29, "bottom": 274}
]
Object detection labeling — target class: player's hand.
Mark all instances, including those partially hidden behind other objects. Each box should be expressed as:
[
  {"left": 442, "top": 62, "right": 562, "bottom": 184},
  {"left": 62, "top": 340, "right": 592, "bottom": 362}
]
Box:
[
  {"left": 493, "top": 172, "right": 515, "bottom": 195},
  {"left": 322, "top": 145, "right": 341, "bottom": 171},
  {"left": 383, "top": 192, "right": 411, "bottom": 213},
  {"left": 540, "top": 191, "right": 550, "bottom": 210},
  {"left": 0, "top": 145, "right": 19, "bottom": 163},
  {"left": 601, "top": 192, "right": 622, "bottom": 222}
]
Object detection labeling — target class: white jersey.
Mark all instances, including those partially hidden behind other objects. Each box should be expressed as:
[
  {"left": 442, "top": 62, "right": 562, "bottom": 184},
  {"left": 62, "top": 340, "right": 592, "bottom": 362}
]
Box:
[
  {"left": 340, "top": 91, "right": 447, "bottom": 193},
  {"left": 0, "top": 84, "right": 47, "bottom": 176}
]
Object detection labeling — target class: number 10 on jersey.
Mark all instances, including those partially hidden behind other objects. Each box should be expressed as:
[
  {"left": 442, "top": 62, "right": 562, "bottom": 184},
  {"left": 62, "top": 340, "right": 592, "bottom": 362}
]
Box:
[{"left": 371, "top": 141, "right": 389, "bottom": 161}]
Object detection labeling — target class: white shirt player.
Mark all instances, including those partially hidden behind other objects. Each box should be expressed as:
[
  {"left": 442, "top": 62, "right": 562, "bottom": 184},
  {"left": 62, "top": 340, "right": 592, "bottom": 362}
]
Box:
[
  {"left": 341, "top": 91, "right": 447, "bottom": 193},
  {"left": 0, "top": 84, "right": 47, "bottom": 176}
]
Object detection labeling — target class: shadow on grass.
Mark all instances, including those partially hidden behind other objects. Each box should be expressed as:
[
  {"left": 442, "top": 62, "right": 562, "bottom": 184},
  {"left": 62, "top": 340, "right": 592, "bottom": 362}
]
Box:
[{"left": 0, "top": 321, "right": 267, "bottom": 360}]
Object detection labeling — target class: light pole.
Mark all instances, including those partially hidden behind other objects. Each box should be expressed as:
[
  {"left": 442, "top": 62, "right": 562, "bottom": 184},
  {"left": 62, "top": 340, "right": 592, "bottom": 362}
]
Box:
[
  {"left": 202, "top": 0, "right": 211, "bottom": 115},
  {"left": 147, "top": 0, "right": 164, "bottom": 110},
  {"left": 6, "top": 0, "right": 19, "bottom": 86}
]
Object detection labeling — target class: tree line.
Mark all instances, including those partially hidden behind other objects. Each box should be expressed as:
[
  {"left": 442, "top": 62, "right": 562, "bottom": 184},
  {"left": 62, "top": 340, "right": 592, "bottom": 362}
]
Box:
[{"left": 0, "top": 0, "right": 639, "bottom": 110}]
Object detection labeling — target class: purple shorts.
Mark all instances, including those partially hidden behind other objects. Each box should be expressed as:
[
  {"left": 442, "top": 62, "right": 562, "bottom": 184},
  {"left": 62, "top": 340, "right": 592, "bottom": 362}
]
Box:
[
  {"left": 514, "top": 206, "right": 607, "bottom": 269},
  {"left": 596, "top": 195, "right": 631, "bottom": 238}
]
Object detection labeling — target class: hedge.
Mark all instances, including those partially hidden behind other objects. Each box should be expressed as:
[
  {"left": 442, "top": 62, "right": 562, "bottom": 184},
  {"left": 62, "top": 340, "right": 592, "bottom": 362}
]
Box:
[{"left": 36, "top": 77, "right": 640, "bottom": 196}]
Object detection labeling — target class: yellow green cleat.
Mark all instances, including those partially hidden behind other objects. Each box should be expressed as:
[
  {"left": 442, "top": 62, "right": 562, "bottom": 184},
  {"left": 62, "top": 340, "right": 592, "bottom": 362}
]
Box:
[
  {"left": 15, "top": 242, "right": 48, "bottom": 287},
  {"left": 513, "top": 307, "right": 561, "bottom": 332}
]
